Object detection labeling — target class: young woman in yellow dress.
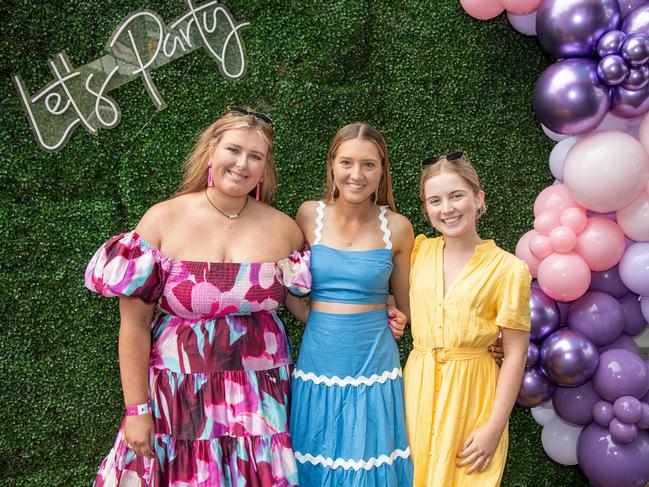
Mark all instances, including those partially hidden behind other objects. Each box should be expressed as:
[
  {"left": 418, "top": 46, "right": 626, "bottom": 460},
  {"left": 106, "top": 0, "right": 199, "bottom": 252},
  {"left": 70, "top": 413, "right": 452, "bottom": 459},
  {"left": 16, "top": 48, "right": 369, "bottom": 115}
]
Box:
[{"left": 404, "top": 152, "right": 531, "bottom": 486}]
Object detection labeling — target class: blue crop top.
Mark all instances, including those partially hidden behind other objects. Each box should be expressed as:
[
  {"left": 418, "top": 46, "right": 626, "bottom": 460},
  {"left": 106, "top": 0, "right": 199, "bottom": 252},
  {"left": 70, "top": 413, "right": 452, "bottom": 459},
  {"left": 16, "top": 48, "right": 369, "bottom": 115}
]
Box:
[{"left": 309, "top": 201, "right": 394, "bottom": 305}]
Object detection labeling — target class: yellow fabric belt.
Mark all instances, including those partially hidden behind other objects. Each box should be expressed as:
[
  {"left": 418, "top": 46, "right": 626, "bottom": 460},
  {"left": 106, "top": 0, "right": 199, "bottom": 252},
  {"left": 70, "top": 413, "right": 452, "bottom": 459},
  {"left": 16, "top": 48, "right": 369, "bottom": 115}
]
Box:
[{"left": 412, "top": 344, "right": 489, "bottom": 363}]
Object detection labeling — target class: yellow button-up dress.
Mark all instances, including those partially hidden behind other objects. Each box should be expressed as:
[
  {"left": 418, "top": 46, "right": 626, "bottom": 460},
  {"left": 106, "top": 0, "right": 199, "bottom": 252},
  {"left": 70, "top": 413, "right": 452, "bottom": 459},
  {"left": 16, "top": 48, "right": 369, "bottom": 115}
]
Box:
[{"left": 404, "top": 236, "right": 531, "bottom": 487}]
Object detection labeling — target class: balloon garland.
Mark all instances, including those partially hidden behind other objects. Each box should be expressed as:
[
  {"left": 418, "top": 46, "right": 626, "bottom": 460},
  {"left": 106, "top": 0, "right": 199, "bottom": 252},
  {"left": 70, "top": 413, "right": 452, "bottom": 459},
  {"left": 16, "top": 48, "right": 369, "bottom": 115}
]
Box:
[{"left": 461, "top": 1, "right": 649, "bottom": 486}]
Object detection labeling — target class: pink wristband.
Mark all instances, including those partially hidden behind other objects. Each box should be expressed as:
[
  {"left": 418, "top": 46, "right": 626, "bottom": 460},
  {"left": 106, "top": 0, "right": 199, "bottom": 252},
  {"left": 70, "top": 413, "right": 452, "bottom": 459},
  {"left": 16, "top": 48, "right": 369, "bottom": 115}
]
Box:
[{"left": 125, "top": 402, "right": 151, "bottom": 416}]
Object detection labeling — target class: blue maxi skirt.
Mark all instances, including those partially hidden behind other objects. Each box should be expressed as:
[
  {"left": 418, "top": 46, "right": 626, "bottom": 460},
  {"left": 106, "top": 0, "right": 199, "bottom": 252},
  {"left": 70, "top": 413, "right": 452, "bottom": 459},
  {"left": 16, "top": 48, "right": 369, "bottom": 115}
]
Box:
[{"left": 290, "top": 309, "right": 413, "bottom": 486}]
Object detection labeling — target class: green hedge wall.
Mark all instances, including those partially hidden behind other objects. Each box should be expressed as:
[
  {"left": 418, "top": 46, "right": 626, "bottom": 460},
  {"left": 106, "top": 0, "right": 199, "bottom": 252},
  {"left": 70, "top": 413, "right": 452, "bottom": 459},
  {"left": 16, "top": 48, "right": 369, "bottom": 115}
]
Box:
[{"left": 0, "top": 0, "right": 587, "bottom": 485}]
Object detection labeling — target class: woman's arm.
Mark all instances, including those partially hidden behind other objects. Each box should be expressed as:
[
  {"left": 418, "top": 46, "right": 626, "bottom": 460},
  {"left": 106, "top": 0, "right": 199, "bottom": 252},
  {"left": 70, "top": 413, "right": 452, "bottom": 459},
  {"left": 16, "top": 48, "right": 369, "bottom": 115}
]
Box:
[
  {"left": 285, "top": 294, "right": 310, "bottom": 324},
  {"left": 457, "top": 328, "right": 529, "bottom": 473},
  {"left": 119, "top": 296, "right": 156, "bottom": 458},
  {"left": 389, "top": 214, "right": 415, "bottom": 321}
]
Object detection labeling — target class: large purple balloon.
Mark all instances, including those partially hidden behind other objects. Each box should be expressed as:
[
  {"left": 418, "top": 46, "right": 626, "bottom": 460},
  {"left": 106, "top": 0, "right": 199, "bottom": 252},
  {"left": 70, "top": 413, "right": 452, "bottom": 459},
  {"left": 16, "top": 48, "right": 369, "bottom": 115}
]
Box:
[
  {"left": 517, "top": 366, "right": 555, "bottom": 407},
  {"left": 619, "top": 0, "right": 649, "bottom": 19},
  {"left": 539, "top": 329, "right": 599, "bottom": 387},
  {"left": 619, "top": 242, "right": 649, "bottom": 295},
  {"left": 530, "top": 287, "right": 560, "bottom": 343},
  {"left": 568, "top": 292, "right": 625, "bottom": 347},
  {"left": 534, "top": 59, "right": 611, "bottom": 135},
  {"left": 593, "top": 349, "right": 649, "bottom": 401},
  {"left": 623, "top": 3, "right": 649, "bottom": 34},
  {"left": 536, "top": 0, "right": 621, "bottom": 57},
  {"left": 578, "top": 424, "right": 649, "bottom": 487},
  {"left": 553, "top": 381, "right": 602, "bottom": 425},
  {"left": 621, "top": 293, "right": 648, "bottom": 336},
  {"left": 557, "top": 301, "right": 570, "bottom": 325},
  {"left": 599, "top": 334, "right": 641, "bottom": 355},
  {"left": 611, "top": 84, "right": 649, "bottom": 117},
  {"left": 590, "top": 265, "right": 630, "bottom": 298}
]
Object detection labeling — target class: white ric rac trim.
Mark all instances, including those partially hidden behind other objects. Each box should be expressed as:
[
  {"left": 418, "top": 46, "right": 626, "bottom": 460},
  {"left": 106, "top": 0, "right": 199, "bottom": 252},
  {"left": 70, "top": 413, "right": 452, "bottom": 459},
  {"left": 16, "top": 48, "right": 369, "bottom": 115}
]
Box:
[
  {"left": 292, "top": 367, "right": 402, "bottom": 387},
  {"left": 378, "top": 206, "right": 392, "bottom": 249},
  {"left": 313, "top": 201, "right": 325, "bottom": 245},
  {"left": 294, "top": 448, "right": 411, "bottom": 471}
]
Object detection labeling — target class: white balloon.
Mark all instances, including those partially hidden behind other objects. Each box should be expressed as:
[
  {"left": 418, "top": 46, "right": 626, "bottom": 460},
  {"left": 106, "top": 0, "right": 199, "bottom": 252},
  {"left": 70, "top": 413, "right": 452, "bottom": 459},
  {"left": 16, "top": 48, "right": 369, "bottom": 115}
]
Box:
[
  {"left": 541, "top": 417, "right": 583, "bottom": 466},
  {"left": 531, "top": 400, "right": 557, "bottom": 426},
  {"left": 542, "top": 124, "right": 569, "bottom": 142},
  {"left": 548, "top": 137, "right": 578, "bottom": 182},
  {"left": 595, "top": 113, "right": 630, "bottom": 133},
  {"left": 507, "top": 11, "right": 537, "bottom": 36}
]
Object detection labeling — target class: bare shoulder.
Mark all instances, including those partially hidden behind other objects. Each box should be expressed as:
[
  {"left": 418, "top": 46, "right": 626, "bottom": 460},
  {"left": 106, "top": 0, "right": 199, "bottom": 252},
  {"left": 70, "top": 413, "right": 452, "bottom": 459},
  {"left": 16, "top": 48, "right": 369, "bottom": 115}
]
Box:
[
  {"left": 134, "top": 194, "right": 195, "bottom": 247},
  {"left": 295, "top": 200, "right": 321, "bottom": 236},
  {"left": 256, "top": 204, "right": 305, "bottom": 250},
  {"left": 385, "top": 209, "right": 414, "bottom": 251}
]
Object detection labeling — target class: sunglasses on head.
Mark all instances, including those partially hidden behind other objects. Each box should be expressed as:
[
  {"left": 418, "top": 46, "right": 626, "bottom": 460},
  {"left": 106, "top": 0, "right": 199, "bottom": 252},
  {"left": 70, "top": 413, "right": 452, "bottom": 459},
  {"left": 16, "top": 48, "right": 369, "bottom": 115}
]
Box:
[
  {"left": 421, "top": 151, "right": 465, "bottom": 166},
  {"left": 226, "top": 105, "right": 274, "bottom": 127}
]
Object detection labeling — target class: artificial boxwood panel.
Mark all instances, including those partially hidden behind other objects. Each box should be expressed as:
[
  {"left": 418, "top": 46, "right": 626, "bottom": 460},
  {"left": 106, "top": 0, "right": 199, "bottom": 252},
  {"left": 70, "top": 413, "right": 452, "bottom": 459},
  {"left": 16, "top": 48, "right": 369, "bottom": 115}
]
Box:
[{"left": 1, "top": 1, "right": 586, "bottom": 485}]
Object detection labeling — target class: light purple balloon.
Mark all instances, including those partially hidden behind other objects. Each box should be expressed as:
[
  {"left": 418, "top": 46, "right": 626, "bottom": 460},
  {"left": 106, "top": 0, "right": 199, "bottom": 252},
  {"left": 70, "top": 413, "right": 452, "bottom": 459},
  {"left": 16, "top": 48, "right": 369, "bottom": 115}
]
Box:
[
  {"left": 590, "top": 265, "right": 631, "bottom": 298},
  {"left": 637, "top": 402, "right": 649, "bottom": 428},
  {"left": 554, "top": 381, "right": 602, "bottom": 425},
  {"left": 619, "top": 0, "right": 649, "bottom": 19},
  {"left": 593, "top": 400, "right": 615, "bottom": 426},
  {"left": 578, "top": 424, "right": 649, "bottom": 487},
  {"left": 593, "top": 349, "right": 649, "bottom": 401},
  {"left": 619, "top": 242, "right": 649, "bottom": 295},
  {"left": 517, "top": 366, "right": 555, "bottom": 407},
  {"left": 599, "top": 334, "right": 641, "bottom": 355},
  {"left": 567, "top": 292, "right": 625, "bottom": 347},
  {"left": 621, "top": 293, "right": 648, "bottom": 336},
  {"left": 641, "top": 296, "right": 649, "bottom": 322},
  {"left": 507, "top": 10, "right": 537, "bottom": 36},
  {"left": 527, "top": 342, "right": 540, "bottom": 367},
  {"left": 611, "top": 84, "right": 649, "bottom": 117},
  {"left": 534, "top": 59, "right": 611, "bottom": 135},
  {"left": 599, "top": 54, "right": 631, "bottom": 85},
  {"left": 599, "top": 29, "right": 629, "bottom": 56},
  {"left": 539, "top": 329, "right": 599, "bottom": 387},
  {"left": 530, "top": 287, "right": 561, "bottom": 343},
  {"left": 623, "top": 64, "right": 649, "bottom": 90},
  {"left": 611, "top": 418, "right": 639, "bottom": 443},
  {"left": 615, "top": 395, "right": 644, "bottom": 423},
  {"left": 536, "top": 0, "right": 621, "bottom": 57},
  {"left": 623, "top": 3, "right": 649, "bottom": 35}
]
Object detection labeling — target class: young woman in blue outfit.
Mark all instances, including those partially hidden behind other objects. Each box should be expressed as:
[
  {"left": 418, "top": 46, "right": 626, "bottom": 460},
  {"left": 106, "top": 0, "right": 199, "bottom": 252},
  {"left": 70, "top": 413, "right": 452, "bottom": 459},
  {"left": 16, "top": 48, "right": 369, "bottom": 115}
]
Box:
[{"left": 287, "top": 122, "right": 415, "bottom": 486}]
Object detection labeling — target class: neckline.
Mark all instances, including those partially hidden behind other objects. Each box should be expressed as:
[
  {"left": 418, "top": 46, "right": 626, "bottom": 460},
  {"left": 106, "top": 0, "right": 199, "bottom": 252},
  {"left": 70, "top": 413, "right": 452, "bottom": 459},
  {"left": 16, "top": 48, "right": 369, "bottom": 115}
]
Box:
[
  {"left": 313, "top": 243, "right": 392, "bottom": 254},
  {"left": 439, "top": 237, "right": 495, "bottom": 300}
]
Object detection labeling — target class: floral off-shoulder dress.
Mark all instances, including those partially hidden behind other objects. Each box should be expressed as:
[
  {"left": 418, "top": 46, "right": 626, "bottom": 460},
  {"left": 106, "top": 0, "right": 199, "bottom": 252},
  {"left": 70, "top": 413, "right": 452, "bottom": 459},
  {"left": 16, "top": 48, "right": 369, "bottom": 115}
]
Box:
[{"left": 85, "top": 231, "right": 311, "bottom": 487}]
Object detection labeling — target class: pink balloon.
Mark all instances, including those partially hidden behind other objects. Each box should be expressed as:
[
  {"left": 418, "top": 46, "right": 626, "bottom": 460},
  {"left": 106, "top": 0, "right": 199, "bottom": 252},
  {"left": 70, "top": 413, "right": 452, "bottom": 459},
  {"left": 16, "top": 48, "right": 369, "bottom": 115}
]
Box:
[
  {"left": 549, "top": 226, "right": 578, "bottom": 253},
  {"left": 499, "top": 0, "right": 541, "bottom": 14},
  {"left": 617, "top": 190, "right": 649, "bottom": 242},
  {"left": 575, "top": 217, "right": 626, "bottom": 272},
  {"left": 561, "top": 207, "right": 588, "bottom": 233},
  {"left": 534, "top": 184, "right": 581, "bottom": 217},
  {"left": 534, "top": 209, "right": 561, "bottom": 236},
  {"left": 564, "top": 131, "right": 649, "bottom": 212},
  {"left": 531, "top": 234, "right": 554, "bottom": 259},
  {"left": 537, "top": 252, "right": 591, "bottom": 302},
  {"left": 516, "top": 230, "right": 540, "bottom": 278},
  {"left": 460, "top": 0, "right": 504, "bottom": 19}
]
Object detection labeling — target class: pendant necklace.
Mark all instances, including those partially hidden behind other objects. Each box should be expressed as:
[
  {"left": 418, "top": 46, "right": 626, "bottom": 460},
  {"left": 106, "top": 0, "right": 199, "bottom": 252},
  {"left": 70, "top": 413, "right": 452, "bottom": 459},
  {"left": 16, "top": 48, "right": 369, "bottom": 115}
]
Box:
[{"left": 205, "top": 189, "right": 248, "bottom": 227}]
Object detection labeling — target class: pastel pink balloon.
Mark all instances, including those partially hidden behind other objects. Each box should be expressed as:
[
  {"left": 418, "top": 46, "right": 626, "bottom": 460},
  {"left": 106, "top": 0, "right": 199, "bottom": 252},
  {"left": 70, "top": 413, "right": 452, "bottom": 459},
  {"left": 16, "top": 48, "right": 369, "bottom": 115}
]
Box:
[
  {"left": 564, "top": 131, "right": 649, "bottom": 212},
  {"left": 561, "top": 207, "right": 588, "bottom": 233},
  {"left": 534, "top": 184, "right": 581, "bottom": 217},
  {"left": 534, "top": 209, "right": 561, "bottom": 236},
  {"left": 516, "top": 230, "right": 540, "bottom": 278},
  {"left": 537, "top": 253, "right": 591, "bottom": 302},
  {"left": 499, "top": 0, "right": 541, "bottom": 14},
  {"left": 617, "top": 191, "right": 649, "bottom": 242},
  {"left": 531, "top": 234, "right": 554, "bottom": 259},
  {"left": 575, "top": 217, "right": 626, "bottom": 272},
  {"left": 549, "top": 226, "right": 578, "bottom": 253},
  {"left": 460, "top": 0, "right": 504, "bottom": 19}
]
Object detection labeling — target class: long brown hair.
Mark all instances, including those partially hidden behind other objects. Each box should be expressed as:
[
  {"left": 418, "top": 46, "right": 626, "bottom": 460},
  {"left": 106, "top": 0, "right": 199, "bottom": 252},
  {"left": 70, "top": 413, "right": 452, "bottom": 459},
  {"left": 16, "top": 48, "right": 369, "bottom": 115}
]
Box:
[
  {"left": 323, "top": 122, "right": 396, "bottom": 211},
  {"left": 173, "top": 110, "right": 276, "bottom": 204}
]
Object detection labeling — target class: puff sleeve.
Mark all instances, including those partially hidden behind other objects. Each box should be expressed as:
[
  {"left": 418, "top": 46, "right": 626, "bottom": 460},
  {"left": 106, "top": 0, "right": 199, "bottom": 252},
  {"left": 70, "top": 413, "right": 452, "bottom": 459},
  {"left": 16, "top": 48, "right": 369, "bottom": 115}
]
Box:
[
  {"left": 495, "top": 258, "right": 532, "bottom": 331},
  {"left": 84, "top": 231, "right": 170, "bottom": 304},
  {"left": 277, "top": 244, "right": 311, "bottom": 297}
]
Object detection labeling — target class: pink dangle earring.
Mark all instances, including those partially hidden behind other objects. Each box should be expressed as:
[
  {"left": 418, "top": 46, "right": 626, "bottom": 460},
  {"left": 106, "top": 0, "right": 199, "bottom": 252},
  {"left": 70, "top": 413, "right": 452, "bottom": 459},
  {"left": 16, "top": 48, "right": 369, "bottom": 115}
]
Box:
[
  {"left": 207, "top": 162, "right": 214, "bottom": 187},
  {"left": 255, "top": 182, "right": 262, "bottom": 202}
]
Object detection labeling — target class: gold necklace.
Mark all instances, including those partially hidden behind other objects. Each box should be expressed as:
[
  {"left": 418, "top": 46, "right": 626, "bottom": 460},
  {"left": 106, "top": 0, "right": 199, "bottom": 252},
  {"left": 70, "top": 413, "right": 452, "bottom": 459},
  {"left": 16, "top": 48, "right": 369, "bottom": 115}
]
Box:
[{"left": 204, "top": 189, "right": 248, "bottom": 219}]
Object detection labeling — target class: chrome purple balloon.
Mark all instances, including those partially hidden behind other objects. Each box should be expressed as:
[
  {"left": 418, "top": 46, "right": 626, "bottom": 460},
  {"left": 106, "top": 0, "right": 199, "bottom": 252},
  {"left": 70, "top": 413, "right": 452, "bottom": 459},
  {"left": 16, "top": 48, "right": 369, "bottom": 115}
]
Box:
[
  {"left": 534, "top": 59, "right": 611, "bottom": 134},
  {"left": 598, "top": 54, "right": 630, "bottom": 85},
  {"left": 622, "top": 3, "right": 649, "bottom": 35},
  {"left": 610, "top": 418, "right": 639, "bottom": 443},
  {"left": 539, "top": 329, "right": 599, "bottom": 387},
  {"left": 590, "top": 265, "right": 630, "bottom": 298},
  {"left": 593, "top": 349, "right": 649, "bottom": 402},
  {"left": 530, "top": 287, "right": 560, "bottom": 343},
  {"left": 517, "top": 366, "right": 555, "bottom": 407},
  {"left": 536, "top": 0, "right": 621, "bottom": 57},
  {"left": 623, "top": 63, "right": 649, "bottom": 89},
  {"left": 619, "top": 0, "right": 649, "bottom": 19},
  {"left": 614, "top": 395, "right": 644, "bottom": 423},
  {"left": 622, "top": 34, "right": 649, "bottom": 64},
  {"left": 593, "top": 400, "right": 615, "bottom": 426},
  {"left": 527, "top": 342, "right": 540, "bottom": 367},
  {"left": 599, "top": 29, "right": 628, "bottom": 56},
  {"left": 578, "top": 425, "right": 649, "bottom": 487},
  {"left": 568, "top": 292, "right": 625, "bottom": 347},
  {"left": 554, "top": 381, "right": 602, "bottom": 425},
  {"left": 611, "top": 84, "right": 649, "bottom": 117}
]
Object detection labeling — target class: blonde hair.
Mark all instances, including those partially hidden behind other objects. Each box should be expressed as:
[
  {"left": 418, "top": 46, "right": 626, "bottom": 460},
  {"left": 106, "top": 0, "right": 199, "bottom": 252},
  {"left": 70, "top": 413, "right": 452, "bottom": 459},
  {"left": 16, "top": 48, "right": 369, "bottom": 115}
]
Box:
[
  {"left": 419, "top": 153, "right": 486, "bottom": 219},
  {"left": 173, "top": 109, "right": 276, "bottom": 204},
  {"left": 324, "top": 122, "right": 396, "bottom": 211}
]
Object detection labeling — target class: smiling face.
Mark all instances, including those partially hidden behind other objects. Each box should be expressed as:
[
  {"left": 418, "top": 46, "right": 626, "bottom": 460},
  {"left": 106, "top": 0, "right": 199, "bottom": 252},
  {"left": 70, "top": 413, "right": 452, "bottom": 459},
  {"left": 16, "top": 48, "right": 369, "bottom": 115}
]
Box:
[
  {"left": 423, "top": 170, "right": 484, "bottom": 238},
  {"left": 331, "top": 138, "right": 383, "bottom": 205},
  {"left": 209, "top": 128, "right": 269, "bottom": 197}
]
